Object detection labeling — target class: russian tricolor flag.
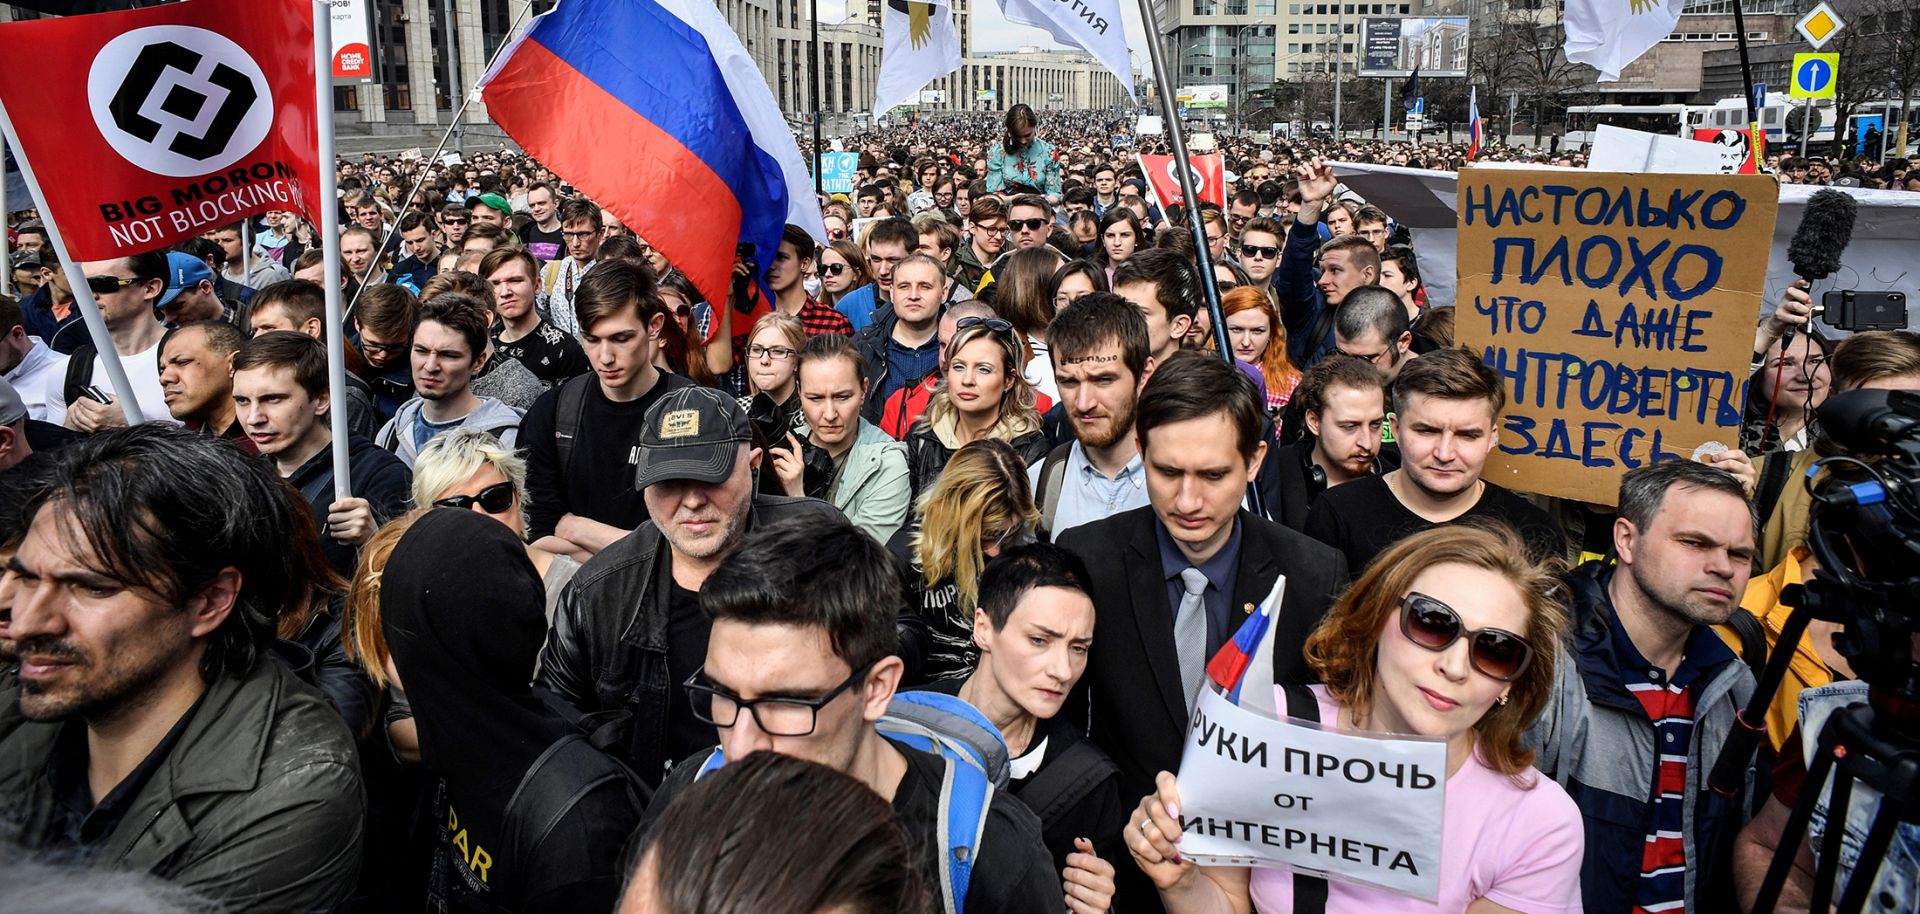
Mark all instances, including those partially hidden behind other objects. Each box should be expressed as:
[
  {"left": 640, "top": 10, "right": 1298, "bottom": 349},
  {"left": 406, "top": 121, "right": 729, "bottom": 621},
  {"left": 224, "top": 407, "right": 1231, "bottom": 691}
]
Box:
[
  {"left": 1467, "top": 86, "right": 1484, "bottom": 162},
  {"left": 479, "top": 0, "right": 824, "bottom": 312},
  {"left": 1204, "top": 574, "right": 1287, "bottom": 719}
]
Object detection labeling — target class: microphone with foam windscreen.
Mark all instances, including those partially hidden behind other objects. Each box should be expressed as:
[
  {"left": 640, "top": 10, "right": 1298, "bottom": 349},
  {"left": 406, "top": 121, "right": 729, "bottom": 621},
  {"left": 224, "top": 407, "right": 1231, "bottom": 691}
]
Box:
[{"left": 1784, "top": 188, "right": 1860, "bottom": 342}]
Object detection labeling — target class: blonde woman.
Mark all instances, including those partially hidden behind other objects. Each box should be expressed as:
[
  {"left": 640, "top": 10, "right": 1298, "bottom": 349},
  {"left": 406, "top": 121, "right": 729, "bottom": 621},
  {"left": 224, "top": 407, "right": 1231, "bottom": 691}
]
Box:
[
  {"left": 739, "top": 312, "right": 808, "bottom": 474},
  {"left": 409, "top": 427, "right": 582, "bottom": 619},
  {"left": 904, "top": 316, "right": 1049, "bottom": 496},
  {"left": 893, "top": 438, "right": 1041, "bottom": 683},
  {"left": 1127, "top": 524, "right": 1584, "bottom": 914}
]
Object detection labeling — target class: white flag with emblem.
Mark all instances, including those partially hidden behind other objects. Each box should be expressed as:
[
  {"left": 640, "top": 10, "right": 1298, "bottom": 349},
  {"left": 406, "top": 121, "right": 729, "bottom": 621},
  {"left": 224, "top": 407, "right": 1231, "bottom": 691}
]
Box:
[
  {"left": 874, "top": 0, "right": 961, "bottom": 116},
  {"left": 1563, "top": 0, "right": 1684, "bottom": 82},
  {"left": 993, "top": 0, "right": 1135, "bottom": 99}
]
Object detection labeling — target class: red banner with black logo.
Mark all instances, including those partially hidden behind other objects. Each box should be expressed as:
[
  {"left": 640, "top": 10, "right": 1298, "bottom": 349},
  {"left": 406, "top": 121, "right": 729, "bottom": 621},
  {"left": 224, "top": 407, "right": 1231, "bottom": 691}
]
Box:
[
  {"left": 0, "top": 0, "right": 322, "bottom": 259},
  {"left": 1139, "top": 153, "right": 1226, "bottom": 210}
]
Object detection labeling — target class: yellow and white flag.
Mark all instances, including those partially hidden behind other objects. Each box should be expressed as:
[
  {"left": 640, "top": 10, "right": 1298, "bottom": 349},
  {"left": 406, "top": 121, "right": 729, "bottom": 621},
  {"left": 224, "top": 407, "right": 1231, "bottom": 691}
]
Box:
[
  {"left": 1564, "top": 0, "right": 1684, "bottom": 82},
  {"left": 874, "top": 0, "right": 961, "bottom": 116}
]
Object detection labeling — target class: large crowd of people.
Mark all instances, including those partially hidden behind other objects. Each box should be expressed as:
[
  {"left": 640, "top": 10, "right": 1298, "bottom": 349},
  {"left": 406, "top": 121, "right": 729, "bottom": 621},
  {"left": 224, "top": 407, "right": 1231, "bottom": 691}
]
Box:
[{"left": 1, "top": 102, "right": 1916, "bottom": 914}]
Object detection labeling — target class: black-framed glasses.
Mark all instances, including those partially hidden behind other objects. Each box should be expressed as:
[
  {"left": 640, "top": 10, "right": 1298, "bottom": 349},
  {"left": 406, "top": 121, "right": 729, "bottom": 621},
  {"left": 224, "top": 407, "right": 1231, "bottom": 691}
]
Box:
[
  {"left": 683, "top": 663, "right": 874, "bottom": 736},
  {"left": 360, "top": 338, "right": 409, "bottom": 357},
  {"left": 562, "top": 230, "right": 601, "bottom": 240},
  {"left": 86, "top": 275, "right": 143, "bottom": 295},
  {"left": 1242, "top": 244, "right": 1280, "bottom": 260},
  {"left": 818, "top": 262, "right": 848, "bottom": 277},
  {"left": 441, "top": 217, "right": 470, "bottom": 225},
  {"left": 1399, "top": 593, "right": 1534, "bottom": 682},
  {"left": 433, "top": 481, "right": 516, "bottom": 514},
  {"left": 748, "top": 344, "right": 798, "bottom": 361},
  {"left": 1010, "top": 218, "right": 1049, "bottom": 232},
  {"left": 955, "top": 315, "right": 1014, "bottom": 335}
]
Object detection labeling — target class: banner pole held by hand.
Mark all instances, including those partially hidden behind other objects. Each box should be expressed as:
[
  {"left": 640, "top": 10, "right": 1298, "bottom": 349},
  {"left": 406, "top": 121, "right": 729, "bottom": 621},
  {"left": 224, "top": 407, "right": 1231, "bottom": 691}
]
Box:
[{"left": 314, "top": 0, "right": 352, "bottom": 502}]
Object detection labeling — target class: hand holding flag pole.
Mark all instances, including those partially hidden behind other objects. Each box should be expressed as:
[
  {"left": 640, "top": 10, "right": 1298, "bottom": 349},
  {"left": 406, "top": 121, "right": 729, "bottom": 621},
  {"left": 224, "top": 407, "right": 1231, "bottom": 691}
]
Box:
[{"left": 314, "top": 0, "right": 351, "bottom": 502}]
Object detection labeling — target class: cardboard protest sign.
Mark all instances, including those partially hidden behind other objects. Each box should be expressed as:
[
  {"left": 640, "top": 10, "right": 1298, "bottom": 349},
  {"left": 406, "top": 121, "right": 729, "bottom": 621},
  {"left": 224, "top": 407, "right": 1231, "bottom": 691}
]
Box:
[
  {"left": 1456, "top": 167, "right": 1777, "bottom": 505},
  {"left": 1174, "top": 688, "right": 1447, "bottom": 900},
  {"left": 1693, "top": 128, "right": 1759, "bottom": 174}
]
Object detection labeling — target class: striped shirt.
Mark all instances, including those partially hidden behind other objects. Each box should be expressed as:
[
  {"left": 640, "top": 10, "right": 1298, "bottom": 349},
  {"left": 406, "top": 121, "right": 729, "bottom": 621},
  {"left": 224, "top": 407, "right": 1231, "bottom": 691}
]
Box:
[{"left": 1616, "top": 624, "right": 1707, "bottom": 914}]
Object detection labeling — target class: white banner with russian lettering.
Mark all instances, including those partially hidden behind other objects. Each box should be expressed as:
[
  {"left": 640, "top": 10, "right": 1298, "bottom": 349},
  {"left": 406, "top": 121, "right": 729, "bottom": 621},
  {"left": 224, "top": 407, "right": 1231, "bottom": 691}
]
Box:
[{"left": 1174, "top": 687, "right": 1448, "bottom": 900}]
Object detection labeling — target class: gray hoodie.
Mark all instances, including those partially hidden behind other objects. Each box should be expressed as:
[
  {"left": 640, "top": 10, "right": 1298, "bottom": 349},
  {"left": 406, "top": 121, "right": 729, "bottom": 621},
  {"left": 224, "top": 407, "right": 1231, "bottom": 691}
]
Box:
[{"left": 376, "top": 395, "right": 524, "bottom": 466}]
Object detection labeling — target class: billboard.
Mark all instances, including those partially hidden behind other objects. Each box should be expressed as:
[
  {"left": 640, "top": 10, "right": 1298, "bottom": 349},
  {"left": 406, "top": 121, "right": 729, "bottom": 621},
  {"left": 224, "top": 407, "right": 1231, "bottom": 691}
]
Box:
[
  {"left": 919, "top": 89, "right": 948, "bottom": 104},
  {"left": 1359, "top": 17, "right": 1468, "bottom": 77},
  {"left": 328, "top": 0, "right": 376, "bottom": 84},
  {"left": 1177, "top": 84, "right": 1229, "bottom": 109}
]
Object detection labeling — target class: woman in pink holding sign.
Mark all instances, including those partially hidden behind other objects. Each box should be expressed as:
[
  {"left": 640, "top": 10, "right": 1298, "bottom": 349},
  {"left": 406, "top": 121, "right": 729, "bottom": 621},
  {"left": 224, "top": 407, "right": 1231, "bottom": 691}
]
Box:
[{"left": 1124, "top": 524, "right": 1585, "bottom": 913}]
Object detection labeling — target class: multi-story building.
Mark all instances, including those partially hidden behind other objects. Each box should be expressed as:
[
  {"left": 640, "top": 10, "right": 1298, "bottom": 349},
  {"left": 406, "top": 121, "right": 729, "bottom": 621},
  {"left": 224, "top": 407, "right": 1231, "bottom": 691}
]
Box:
[
  {"left": 1151, "top": 0, "right": 1422, "bottom": 120},
  {"left": 961, "top": 48, "right": 1133, "bottom": 111}
]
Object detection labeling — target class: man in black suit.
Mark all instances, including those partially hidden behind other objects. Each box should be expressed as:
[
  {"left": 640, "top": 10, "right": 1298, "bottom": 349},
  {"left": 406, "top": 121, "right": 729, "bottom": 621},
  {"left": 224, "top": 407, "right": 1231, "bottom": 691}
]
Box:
[{"left": 1058, "top": 350, "right": 1347, "bottom": 912}]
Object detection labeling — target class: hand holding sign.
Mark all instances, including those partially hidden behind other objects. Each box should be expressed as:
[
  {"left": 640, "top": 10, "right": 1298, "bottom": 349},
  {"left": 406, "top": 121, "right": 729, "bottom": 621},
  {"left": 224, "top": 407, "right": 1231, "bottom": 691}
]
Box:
[{"left": 1124, "top": 772, "right": 1199, "bottom": 892}]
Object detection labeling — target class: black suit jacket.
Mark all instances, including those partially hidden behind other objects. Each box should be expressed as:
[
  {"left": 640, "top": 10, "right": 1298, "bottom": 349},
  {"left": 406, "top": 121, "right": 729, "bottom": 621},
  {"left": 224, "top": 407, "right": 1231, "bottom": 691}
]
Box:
[{"left": 1056, "top": 506, "right": 1347, "bottom": 814}]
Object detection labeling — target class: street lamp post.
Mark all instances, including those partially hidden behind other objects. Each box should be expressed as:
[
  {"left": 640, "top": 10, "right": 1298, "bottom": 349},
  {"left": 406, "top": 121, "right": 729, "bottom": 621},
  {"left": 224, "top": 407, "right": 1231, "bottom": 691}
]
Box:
[{"left": 1235, "top": 24, "right": 1259, "bottom": 136}]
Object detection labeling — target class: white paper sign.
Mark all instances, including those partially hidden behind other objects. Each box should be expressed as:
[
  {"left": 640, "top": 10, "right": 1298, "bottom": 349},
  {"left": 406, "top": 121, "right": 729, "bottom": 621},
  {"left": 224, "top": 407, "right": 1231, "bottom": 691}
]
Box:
[
  {"left": 1587, "top": 125, "right": 1732, "bottom": 176},
  {"left": 1174, "top": 687, "right": 1448, "bottom": 900}
]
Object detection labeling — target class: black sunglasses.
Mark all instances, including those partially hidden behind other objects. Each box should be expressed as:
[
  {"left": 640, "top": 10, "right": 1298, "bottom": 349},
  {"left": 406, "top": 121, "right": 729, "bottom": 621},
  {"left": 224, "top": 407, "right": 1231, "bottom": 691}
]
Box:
[
  {"left": 433, "top": 481, "right": 516, "bottom": 514},
  {"left": 1242, "top": 244, "right": 1281, "bottom": 260},
  {"left": 818, "top": 262, "right": 848, "bottom": 277},
  {"left": 1009, "top": 218, "right": 1049, "bottom": 232},
  {"left": 955, "top": 315, "right": 1014, "bottom": 334},
  {"left": 1399, "top": 593, "right": 1533, "bottom": 682},
  {"left": 87, "top": 274, "right": 143, "bottom": 295}
]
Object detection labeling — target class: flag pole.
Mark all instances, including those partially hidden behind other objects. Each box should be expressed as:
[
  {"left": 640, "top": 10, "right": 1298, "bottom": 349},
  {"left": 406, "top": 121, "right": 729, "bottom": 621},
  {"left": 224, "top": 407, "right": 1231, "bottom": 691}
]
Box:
[
  {"left": 810, "top": 0, "right": 823, "bottom": 200},
  {"left": 1135, "top": 0, "right": 1262, "bottom": 518},
  {"left": 315, "top": 0, "right": 353, "bottom": 502},
  {"left": 1730, "top": 0, "right": 1767, "bottom": 171},
  {"left": 0, "top": 135, "right": 10, "bottom": 298},
  {"left": 0, "top": 115, "right": 145, "bottom": 424}
]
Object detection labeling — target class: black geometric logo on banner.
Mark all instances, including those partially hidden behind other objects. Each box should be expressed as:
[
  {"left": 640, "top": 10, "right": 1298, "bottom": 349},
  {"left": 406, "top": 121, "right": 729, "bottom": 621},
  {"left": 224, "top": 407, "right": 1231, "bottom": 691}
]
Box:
[{"left": 108, "top": 40, "right": 257, "bottom": 161}]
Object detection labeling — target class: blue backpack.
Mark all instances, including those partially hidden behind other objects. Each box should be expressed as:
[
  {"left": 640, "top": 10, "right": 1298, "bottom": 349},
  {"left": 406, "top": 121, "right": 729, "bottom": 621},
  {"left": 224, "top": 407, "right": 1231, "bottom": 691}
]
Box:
[{"left": 696, "top": 690, "right": 1008, "bottom": 914}]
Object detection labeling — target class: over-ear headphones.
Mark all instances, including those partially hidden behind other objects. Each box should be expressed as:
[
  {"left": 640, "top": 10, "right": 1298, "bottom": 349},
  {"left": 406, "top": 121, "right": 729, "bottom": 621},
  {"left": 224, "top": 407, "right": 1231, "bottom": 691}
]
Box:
[{"left": 1307, "top": 462, "right": 1327, "bottom": 492}]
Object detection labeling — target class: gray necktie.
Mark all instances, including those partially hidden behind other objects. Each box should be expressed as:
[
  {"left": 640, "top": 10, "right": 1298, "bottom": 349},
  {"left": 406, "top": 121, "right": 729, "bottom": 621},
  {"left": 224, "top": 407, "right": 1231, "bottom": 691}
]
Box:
[{"left": 1175, "top": 567, "right": 1210, "bottom": 705}]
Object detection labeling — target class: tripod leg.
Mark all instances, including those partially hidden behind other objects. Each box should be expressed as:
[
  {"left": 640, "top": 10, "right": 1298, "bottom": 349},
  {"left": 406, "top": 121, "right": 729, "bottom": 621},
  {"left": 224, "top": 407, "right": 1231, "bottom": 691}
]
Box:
[
  {"left": 1834, "top": 796, "right": 1900, "bottom": 914},
  {"left": 1756, "top": 726, "right": 1843, "bottom": 914},
  {"left": 1807, "top": 761, "right": 1855, "bottom": 914}
]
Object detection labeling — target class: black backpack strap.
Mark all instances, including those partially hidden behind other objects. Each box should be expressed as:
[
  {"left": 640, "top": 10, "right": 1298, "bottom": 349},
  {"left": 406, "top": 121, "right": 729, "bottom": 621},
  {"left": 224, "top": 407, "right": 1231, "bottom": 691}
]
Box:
[
  {"left": 1034, "top": 442, "right": 1074, "bottom": 543},
  {"left": 502, "top": 733, "right": 645, "bottom": 874},
  {"left": 1726, "top": 608, "right": 1769, "bottom": 681},
  {"left": 553, "top": 374, "right": 591, "bottom": 477},
  {"left": 1753, "top": 451, "right": 1794, "bottom": 530},
  {"left": 1008, "top": 738, "right": 1117, "bottom": 827},
  {"left": 63, "top": 341, "right": 96, "bottom": 408},
  {"left": 1278, "top": 684, "right": 1328, "bottom": 914}
]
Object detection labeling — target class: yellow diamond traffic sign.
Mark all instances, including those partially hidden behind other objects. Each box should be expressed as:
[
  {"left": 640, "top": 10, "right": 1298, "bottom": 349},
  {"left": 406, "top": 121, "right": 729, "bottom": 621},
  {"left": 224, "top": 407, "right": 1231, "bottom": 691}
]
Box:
[{"left": 1796, "top": 2, "right": 1846, "bottom": 50}]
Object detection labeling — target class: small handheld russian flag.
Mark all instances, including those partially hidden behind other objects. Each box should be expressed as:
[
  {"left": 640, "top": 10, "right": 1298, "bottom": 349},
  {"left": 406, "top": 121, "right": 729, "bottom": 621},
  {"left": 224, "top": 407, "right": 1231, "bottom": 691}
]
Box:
[
  {"left": 1467, "top": 86, "right": 1485, "bottom": 162},
  {"left": 1204, "top": 574, "right": 1288, "bottom": 719}
]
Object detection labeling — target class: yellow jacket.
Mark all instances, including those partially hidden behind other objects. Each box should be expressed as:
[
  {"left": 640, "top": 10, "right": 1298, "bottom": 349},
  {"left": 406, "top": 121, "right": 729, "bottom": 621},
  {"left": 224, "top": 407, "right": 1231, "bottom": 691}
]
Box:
[{"left": 1714, "top": 546, "right": 1832, "bottom": 752}]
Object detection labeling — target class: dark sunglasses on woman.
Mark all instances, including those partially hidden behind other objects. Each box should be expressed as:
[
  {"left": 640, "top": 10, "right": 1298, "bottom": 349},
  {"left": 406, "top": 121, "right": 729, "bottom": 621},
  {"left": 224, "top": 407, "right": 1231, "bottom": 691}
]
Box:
[
  {"left": 433, "top": 481, "right": 515, "bottom": 514},
  {"left": 817, "top": 262, "right": 848, "bottom": 277},
  {"left": 1399, "top": 592, "right": 1534, "bottom": 682},
  {"left": 955, "top": 315, "right": 1014, "bottom": 334}
]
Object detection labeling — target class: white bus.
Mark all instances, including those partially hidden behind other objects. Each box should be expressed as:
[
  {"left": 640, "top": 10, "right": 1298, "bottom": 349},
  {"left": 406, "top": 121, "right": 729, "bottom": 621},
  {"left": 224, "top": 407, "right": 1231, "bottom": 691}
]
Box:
[{"left": 1564, "top": 104, "right": 1706, "bottom": 147}]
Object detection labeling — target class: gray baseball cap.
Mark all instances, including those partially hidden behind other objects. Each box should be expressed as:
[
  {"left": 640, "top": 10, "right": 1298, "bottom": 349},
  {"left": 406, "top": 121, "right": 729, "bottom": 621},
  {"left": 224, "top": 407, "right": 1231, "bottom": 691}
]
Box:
[{"left": 632, "top": 386, "right": 754, "bottom": 491}]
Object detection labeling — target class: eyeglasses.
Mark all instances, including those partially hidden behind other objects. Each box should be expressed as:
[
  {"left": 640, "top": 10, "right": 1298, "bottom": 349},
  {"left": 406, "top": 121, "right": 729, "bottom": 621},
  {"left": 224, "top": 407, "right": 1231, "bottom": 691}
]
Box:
[
  {"left": 1399, "top": 593, "right": 1534, "bottom": 682},
  {"left": 86, "top": 275, "right": 143, "bottom": 295},
  {"left": 1242, "top": 244, "right": 1280, "bottom": 260},
  {"left": 442, "top": 217, "right": 469, "bottom": 225},
  {"left": 1010, "top": 218, "right": 1049, "bottom": 232},
  {"left": 1335, "top": 346, "right": 1393, "bottom": 367},
  {"left": 749, "top": 344, "right": 798, "bottom": 361},
  {"left": 360, "top": 338, "right": 409, "bottom": 357},
  {"left": 433, "top": 481, "right": 516, "bottom": 514},
  {"left": 955, "top": 315, "right": 1014, "bottom": 334},
  {"left": 683, "top": 663, "right": 873, "bottom": 736},
  {"left": 562, "top": 230, "right": 601, "bottom": 240},
  {"left": 818, "top": 262, "right": 848, "bottom": 277}
]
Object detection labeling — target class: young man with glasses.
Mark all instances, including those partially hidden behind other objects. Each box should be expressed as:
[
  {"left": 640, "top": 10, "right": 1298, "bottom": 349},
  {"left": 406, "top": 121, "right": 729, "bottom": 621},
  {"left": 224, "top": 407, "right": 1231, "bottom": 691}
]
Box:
[
  {"left": 46, "top": 253, "right": 173, "bottom": 432},
  {"left": 954, "top": 195, "right": 1007, "bottom": 294},
  {"left": 1304, "top": 348, "right": 1562, "bottom": 577},
  {"left": 1226, "top": 191, "right": 1261, "bottom": 257},
  {"left": 633, "top": 516, "right": 1060, "bottom": 912},
  {"left": 438, "top": 203, "right": 471, "bottom": 249},
  {"left": 487, "top": 247, "right": 590, "bottom": 387},
  {"left": 1332, "top": 285, "right": 1416, "bottom": 382},
  {"left": 537, "top": 387, "right": 841, "bottom": 786},
  {"left": 1238, "top": 217, "right": 1284, "bottom": 307},
  {"left": 1006, "top": 194, "right": 1054, "bottom": 252}
]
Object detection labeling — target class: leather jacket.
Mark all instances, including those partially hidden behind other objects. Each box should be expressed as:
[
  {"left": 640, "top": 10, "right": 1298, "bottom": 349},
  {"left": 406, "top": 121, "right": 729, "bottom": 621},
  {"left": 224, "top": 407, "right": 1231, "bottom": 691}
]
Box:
[{"left": 535, "top": 494, "right": 846, "bottom": 785}]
